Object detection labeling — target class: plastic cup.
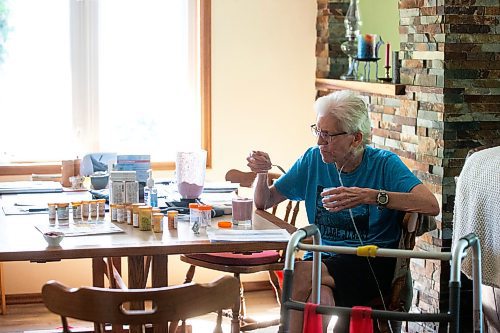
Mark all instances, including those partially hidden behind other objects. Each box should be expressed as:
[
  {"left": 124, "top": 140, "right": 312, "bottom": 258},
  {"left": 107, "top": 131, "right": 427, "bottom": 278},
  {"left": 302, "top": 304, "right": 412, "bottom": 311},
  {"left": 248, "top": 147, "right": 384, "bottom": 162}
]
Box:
[{"left": 176, "top": 150, "right": 207, "bottom": 199}]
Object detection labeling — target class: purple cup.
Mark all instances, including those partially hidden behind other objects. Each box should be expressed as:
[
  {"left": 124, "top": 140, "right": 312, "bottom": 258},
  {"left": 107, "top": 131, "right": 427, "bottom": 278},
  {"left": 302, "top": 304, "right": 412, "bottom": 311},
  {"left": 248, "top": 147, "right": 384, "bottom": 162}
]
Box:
[{"left": 232, "top": 198, "right": 253, "bottom": 226}]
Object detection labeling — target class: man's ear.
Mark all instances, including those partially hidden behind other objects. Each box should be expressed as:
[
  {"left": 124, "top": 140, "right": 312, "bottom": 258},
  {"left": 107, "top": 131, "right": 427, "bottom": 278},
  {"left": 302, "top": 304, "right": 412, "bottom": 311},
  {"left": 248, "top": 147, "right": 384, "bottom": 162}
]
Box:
[{"left": 352, "top": 132, "right": 363, "bottom": 147}]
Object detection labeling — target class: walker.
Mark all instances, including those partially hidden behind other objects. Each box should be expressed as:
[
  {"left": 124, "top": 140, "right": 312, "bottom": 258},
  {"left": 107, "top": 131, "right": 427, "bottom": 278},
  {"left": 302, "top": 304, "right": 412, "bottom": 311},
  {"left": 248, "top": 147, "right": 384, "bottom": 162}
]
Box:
[{"left": 279, "top": 225, "right": 483, "bottom": 333}]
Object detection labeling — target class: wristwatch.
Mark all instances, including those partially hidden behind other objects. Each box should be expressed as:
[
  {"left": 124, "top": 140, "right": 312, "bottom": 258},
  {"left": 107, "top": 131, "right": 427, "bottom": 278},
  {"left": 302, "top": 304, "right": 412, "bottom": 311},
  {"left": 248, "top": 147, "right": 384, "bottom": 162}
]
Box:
[{"left": 376, "top": 190, "right": 389, "bottom": 209}]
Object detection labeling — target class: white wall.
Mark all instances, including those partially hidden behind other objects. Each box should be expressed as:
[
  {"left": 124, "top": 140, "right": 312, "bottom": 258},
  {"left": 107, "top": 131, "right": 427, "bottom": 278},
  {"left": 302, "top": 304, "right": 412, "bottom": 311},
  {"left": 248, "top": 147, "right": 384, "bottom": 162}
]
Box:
[{"left": 3, "top": 0, "right": 317, "bottom": 294}]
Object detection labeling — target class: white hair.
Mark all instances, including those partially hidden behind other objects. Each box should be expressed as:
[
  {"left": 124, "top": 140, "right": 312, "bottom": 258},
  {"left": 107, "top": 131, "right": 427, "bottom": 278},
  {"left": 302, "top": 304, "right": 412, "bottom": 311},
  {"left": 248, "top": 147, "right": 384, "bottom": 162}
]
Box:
[{"left": 314, "top": 90, "right": 371, "bottom": 145}]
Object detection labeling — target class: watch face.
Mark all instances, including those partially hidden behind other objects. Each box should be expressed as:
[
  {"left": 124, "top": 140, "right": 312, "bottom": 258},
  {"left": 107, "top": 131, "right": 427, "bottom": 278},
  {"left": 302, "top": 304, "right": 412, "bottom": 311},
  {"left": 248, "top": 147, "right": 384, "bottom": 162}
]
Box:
[{"left": 377, "top": 192, "right": 389, "bottom": 205}]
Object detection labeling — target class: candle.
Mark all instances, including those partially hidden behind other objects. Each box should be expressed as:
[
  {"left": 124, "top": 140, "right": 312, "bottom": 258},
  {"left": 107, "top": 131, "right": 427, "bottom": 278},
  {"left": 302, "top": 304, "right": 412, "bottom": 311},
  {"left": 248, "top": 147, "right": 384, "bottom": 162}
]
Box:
[{"left": 385, "top": 43, "right": 391, "bottom": 67}]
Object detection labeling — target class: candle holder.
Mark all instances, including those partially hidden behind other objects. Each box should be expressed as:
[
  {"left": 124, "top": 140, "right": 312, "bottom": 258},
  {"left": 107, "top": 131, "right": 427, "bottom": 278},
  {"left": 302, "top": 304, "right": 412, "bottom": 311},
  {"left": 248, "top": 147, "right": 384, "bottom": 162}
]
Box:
[
  {"left": 355, "top": 57, "right": 379, "bottom": 81},
  {"left": 378, "top": 65, "right": 392, "bottom": 82}
]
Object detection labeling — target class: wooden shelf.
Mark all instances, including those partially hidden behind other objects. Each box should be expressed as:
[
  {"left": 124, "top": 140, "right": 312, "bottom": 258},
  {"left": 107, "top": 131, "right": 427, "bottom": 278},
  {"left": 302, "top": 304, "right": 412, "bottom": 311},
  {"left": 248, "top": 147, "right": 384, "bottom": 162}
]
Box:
[{"left": 316, "top": 78, "right": 406, "bottom": 96}]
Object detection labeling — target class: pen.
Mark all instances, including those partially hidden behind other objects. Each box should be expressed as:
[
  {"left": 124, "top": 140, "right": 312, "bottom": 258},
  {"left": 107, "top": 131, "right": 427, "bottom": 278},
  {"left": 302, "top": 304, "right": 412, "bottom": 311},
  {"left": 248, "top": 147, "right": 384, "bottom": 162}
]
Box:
[{"left": 21, "top": 208, "right": 48, "bottom": 213}]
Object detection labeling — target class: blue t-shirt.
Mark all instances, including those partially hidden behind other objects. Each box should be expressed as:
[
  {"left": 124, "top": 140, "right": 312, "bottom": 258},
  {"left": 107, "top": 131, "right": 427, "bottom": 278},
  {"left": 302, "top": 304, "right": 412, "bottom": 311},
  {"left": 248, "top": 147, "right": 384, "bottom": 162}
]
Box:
[{"left": 274, "top": 146, "right": 421, "bottom": 257}]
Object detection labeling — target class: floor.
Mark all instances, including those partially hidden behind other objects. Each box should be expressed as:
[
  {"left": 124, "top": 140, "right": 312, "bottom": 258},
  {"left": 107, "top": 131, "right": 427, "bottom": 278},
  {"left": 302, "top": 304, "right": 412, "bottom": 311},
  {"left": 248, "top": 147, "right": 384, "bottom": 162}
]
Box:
[{"left": 0, "top": 290, "right": 281, "bottom": 333}]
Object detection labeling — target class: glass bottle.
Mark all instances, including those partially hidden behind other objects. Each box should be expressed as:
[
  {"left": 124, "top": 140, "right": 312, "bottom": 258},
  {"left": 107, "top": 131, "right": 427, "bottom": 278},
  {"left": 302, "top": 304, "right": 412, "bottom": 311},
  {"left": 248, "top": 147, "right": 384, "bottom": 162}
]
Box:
[{"left": 340, "top": 0, "right": 362, "bottom": 80}]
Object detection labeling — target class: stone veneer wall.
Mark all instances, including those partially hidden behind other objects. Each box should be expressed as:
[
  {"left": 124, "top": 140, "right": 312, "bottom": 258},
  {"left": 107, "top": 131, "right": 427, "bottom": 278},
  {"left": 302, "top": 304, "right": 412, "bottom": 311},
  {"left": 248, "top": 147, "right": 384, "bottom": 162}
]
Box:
[{"left": 316, "top": 0, "right": 499, "bottom": 332}]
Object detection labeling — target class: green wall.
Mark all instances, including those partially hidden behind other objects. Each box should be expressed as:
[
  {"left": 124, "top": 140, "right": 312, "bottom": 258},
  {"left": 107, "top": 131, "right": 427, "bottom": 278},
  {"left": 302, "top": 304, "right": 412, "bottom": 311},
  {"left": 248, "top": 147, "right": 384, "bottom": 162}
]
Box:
[{"left": 358, "top": 0, "right": 399, "bottom": 79}]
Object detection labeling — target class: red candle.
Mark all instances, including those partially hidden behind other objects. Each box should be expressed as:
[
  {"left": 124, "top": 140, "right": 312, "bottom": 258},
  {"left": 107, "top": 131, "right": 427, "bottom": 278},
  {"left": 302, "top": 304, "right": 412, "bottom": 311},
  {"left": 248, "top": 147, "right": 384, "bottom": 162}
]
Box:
[{"left": 385, "top": 43, "right": 391, "bottom": 67}]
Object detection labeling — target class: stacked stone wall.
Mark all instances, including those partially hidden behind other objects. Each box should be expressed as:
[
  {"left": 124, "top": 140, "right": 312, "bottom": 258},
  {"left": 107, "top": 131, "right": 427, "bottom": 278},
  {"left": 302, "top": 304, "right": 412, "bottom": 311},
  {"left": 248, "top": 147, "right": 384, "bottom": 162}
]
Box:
[{"left": 317, "top": 0, "right": 499, "bottom": 331}]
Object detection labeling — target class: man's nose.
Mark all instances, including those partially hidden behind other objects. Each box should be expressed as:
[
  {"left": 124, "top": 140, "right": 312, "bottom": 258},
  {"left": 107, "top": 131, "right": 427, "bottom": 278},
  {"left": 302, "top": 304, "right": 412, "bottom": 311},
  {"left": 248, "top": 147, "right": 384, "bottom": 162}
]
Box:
[{"left": 317, "top": 136, "right": 328, "bottom": 146}]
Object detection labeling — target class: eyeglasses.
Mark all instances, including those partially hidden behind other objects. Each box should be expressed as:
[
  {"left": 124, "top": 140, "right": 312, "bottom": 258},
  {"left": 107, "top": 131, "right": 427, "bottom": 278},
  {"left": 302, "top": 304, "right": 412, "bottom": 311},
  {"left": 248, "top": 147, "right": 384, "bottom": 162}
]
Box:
[{"left": 310, "top": 124, "right": 348, "bottom": 143}]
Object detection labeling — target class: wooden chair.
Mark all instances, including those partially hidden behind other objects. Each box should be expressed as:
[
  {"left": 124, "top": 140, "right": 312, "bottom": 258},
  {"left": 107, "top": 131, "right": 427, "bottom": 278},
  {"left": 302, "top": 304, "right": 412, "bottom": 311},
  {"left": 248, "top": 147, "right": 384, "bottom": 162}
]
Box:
[
  {"left": 180, "top": 168, "right": 300, "bottom": 331},
  {"left": 41, "top": 276, "right": 240, "bottom": 333},
  {"left": 224, "top": 169, "right": 300, "bottom": 224},
  {"left": 370, "top": 212, "right": 436, "bottom": 333}
]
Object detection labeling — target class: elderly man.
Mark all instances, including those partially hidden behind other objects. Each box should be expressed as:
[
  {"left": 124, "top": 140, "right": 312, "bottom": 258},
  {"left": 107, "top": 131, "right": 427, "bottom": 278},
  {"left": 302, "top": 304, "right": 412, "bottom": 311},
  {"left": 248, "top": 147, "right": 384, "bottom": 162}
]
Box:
[{"left": 247, "top": 90, "right": 439, "bottom": 332}]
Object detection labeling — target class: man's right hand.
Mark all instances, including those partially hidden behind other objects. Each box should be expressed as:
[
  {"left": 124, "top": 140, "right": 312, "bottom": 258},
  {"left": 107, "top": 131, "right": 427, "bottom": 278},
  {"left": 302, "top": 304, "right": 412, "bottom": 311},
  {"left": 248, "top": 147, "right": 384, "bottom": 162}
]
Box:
[{"left": 246, "top": 150, "right": 272, "bottom": 173}]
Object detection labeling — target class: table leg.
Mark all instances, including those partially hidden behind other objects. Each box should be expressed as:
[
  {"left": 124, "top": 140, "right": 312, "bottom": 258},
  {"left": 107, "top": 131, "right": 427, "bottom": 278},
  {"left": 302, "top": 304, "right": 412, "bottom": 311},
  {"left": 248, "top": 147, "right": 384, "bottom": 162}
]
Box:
[
  {"left": 0, "top": 263, "right": 6, "bottom": 315},
  {"left": 91, "top": 258, "right": 105, "bottom": 332},
  {"left": 92, "top": 257, "right": 105, "bottom": 288},
  {"left": 152, "top": 255, "right": 168, "bottom": 333},
  {"left": 151, "top": 255, "right": 168, "bottom": 288},
  {"left": 128, "top": 256, "right": 146, "bottom": 333}
]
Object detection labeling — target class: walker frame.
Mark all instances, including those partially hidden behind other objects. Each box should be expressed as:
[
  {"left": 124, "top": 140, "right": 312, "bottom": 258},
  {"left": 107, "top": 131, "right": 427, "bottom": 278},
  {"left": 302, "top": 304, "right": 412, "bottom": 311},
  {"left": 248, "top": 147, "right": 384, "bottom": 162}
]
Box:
[{"left": 278, "top": 225, "right": 483, "bottom": 333}]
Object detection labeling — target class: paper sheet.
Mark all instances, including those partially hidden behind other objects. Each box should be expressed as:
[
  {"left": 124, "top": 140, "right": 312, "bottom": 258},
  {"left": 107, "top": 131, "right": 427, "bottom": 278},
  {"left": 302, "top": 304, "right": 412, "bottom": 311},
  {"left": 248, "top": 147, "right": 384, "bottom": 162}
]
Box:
[
  {"left": 2, "top": 191, "right": 92, "bottom": 215},
  {"left": 35, "top": 222, "right": 124, "bottom": 237},
  {"left": 207, "top": 229, "right": 290, "bottom": 242},
  {"left": 0, "top": 181, "right": 63, "bottom": 194}
]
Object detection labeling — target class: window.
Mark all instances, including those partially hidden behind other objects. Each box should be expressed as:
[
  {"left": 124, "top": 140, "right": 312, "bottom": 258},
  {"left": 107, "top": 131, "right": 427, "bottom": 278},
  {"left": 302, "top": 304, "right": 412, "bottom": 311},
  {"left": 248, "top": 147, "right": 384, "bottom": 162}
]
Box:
[{"left": 0, "top": 0, "right": 211, "bottom": 168}]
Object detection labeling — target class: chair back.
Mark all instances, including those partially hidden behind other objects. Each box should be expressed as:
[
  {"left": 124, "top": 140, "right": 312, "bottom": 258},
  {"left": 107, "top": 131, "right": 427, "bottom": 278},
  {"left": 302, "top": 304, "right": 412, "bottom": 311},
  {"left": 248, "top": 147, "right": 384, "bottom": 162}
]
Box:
[
  {"left": 225, "top": 169, "right": 300, "bottom": 226},
  {"left": 374, "top": 212, "right": 436, "bottom": 333},
  {"left": 42, "top": 276, "right": 240, "bottom": 333}
]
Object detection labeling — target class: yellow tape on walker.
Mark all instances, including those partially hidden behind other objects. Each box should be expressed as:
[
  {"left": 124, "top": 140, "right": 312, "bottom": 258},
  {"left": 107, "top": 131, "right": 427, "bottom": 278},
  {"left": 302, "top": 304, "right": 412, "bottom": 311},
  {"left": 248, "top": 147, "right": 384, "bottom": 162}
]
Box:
[{"left": 356, "top": 245, "right": 378, "bottom": 257}]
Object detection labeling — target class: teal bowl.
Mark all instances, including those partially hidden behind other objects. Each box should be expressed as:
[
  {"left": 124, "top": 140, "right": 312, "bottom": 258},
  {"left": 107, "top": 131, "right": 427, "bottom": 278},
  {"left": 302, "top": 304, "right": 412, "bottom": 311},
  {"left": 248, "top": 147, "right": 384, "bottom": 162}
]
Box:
[{"left": 90, "top": 174, "right": 109, "bottom": 190}]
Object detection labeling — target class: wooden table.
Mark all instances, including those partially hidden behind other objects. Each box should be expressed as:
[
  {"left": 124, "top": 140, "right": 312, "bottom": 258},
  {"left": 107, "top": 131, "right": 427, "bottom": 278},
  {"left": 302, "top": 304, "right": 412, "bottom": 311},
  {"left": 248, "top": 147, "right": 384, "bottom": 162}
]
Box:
[{"left": 0, "top": 194, "right": 296, "bottom": 331}]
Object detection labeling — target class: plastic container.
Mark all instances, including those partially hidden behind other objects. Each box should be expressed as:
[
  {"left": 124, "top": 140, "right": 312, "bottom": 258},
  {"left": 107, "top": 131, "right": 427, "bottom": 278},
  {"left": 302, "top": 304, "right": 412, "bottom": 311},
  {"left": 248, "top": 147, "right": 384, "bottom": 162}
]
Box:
[
  {"left": 152, "top": 213, "right": 164, "bottom": 233},
  {"left": 139, "top": 206, "right": 152, "bottom": 231},
  {"left": 110, "top": 204, "right": 117, "bottom": 221},
  {"left": 144, "top": 169, "right": 158, "bottom": 207},
  {"left": 132, "top": 203, "right": 145, "bottom": 228},
  {"left": 48, "top": 203, "right": 57, "bottom": 223},
  {"left": 125, "top": 204, "right": 133, "bottom": 225},
  {"left": 56, "top": 203, "right": 69, "bottom": 225},
  {"left": 176, "top": 151, "right": 207, "bottom": 199},
  {"left": 167, "top": 210, "right": 179, "bottom": 230},
  {"left": 81, "top": 201, "right": 90, "bottom": 220},
  {"left": 198, "top": 205, "right": 212, "bottom": 228},
  {"left": 188, "top": 203, "right": 200, "bottom": 233},
  {"left": 97, "top": 199, "right": 106, "bottom": 218},
  {"left": 89, "top": 200, "right": 98, "bottom": 219},
  {"left": 116, "top": 204, "right": 125, "bottom": 223},
  {"left": 71, "top": 201, "right": 82, "bottom": 220}
]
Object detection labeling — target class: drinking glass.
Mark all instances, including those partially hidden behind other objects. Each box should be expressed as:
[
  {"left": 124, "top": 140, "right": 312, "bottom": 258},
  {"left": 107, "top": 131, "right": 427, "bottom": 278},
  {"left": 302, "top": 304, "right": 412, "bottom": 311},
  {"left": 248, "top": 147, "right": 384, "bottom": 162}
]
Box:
[{"left": 232, "top": 198, "right": 253, "bottom": 226}]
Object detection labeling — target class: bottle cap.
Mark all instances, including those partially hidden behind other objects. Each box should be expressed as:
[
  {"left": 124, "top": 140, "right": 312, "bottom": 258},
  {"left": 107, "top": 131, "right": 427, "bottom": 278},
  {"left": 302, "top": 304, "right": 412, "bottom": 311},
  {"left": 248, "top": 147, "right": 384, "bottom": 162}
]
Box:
[{"left": 218, "top": 221, "right": 232, "bottom": 228}]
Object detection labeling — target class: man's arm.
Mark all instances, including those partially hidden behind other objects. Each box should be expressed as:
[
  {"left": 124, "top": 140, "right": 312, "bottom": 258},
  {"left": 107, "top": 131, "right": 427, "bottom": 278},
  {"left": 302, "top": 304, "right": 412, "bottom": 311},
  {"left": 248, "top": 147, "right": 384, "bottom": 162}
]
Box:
[
  {"left": 253, "top": 173, "right": 287, "bottom": 210},
  {"left": 321, "top": 183, "right": 440, "bottom": 216},
  {"left": 246, "top": 150, "right": 287, "bottom": 210}
]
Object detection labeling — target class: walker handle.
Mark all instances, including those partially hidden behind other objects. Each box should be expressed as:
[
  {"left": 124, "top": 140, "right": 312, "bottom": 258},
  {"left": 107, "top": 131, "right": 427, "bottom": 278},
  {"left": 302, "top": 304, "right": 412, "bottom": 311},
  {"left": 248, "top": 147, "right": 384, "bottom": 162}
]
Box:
[{"left": 299, "top": 225, "right": 319, "bottom": 238}]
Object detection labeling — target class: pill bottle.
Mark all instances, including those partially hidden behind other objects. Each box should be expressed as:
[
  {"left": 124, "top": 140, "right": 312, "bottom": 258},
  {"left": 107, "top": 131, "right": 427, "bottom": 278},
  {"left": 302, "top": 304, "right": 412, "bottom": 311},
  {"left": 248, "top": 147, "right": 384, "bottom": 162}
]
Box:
[
  {"left": 57, "top": 203, "right": 70, "bottom": 225},
  {"left": 198, "top": 205, "right": 212, "bottom": 228},
  {"left": 132, "top": 203, "right": 145, "bottom": 228},
  {"left": 71, "top": 201, "right": 82, "bottom": 220},
  {"left": 48, "top": 203, "right": 57, "bottom": 223},
  {"left": 139, "top": 206, "right": 152, "bottom": 231},
  {"left": 97, "top": 199, "right": 106, "bottom": 218},
  {"left": 125, "top": 204, "right": 133, "bottom": 225},
  {"left": 152, "top": 213, "right": 164, "bottom": 233},
  {"left": 188, "top": 203, "right": 199, "bottom": 224},
  {"left": 81, "top": 200, "right": 90, "bottom": 220},
  {"left": 167, "top": 210, "right": 179, "bottom": 230},
  {"left": 116, "top": 204, "right": 125, "bottom": 223},
  {"left": 89, "top": 200, "right": 98, "bottom": 219},
  {"left": 110, "top": 204, "right": 117, "bottom": 221},
  {"left": 189, "top": 203, "right": 201, "bottom": 234}
]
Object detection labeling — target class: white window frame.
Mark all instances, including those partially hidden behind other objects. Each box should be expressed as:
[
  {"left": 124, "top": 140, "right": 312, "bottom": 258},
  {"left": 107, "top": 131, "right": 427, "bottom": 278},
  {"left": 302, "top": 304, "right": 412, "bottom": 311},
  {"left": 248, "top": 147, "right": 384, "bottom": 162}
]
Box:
[{"left": 0, "top": 0, "right": 211, "bottom": 173}]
